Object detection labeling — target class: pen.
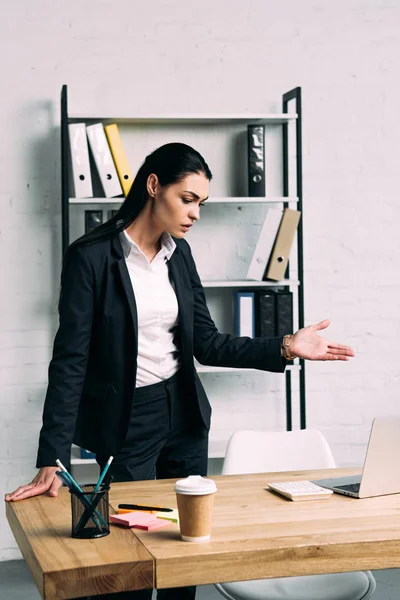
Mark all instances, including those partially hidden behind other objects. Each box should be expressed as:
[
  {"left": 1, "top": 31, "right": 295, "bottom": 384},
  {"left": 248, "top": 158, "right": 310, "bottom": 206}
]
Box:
[
  {"left": 92, "top": 456, "right": 113, "bottom": 496},
  {"left": 56, "top": 459, "right": 85, "bottom": 493},
  {"left": 101, "top": 474, "right": 114, "bottom": 489},
  {"left": 118, "top": 503, "right": 173, "bottom": 512},
  {"left": 56, "top": 470, "right": 74, "bottom": 489}
]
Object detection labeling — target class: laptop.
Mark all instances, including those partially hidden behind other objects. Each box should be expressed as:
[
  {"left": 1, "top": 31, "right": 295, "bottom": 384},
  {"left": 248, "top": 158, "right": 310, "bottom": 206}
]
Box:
[{"left": 312, "top": 416, "right": 400, "bottom": 498}]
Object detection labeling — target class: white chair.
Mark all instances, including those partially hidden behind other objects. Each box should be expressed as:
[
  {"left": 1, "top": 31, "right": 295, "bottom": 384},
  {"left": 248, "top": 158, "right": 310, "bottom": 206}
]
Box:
[{"left": 214, "top": 429, "right": 376, "bottom": 600}]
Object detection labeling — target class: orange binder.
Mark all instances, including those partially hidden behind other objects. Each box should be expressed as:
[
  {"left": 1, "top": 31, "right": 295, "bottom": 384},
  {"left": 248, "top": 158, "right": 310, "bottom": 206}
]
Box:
[
  {"left": 264, "top": 208, "right": 301, "bottom": 281},
  {"left": 104, "top": 124, "right": 134, "bottom": 196}
]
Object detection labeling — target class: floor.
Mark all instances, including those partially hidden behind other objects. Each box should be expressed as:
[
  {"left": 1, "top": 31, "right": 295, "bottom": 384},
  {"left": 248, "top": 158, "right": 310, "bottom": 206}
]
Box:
[{"left": 1, "top": 560, "right": 399, "bottom": 599}]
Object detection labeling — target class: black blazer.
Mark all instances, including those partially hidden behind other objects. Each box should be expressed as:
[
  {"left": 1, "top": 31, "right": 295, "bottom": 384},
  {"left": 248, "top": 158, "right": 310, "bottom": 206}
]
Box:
[{"left": 36, "top": 234, "right": 286, "bottom": 467}]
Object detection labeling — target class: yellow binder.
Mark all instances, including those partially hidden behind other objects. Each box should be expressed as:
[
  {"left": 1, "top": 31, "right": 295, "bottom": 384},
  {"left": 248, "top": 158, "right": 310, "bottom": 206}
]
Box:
[
  {"left": 264, "top": 208, "right": 301, "bottom": 281},
  {"left": 104, "top": 124, "right": 134, "bottom": 196}
]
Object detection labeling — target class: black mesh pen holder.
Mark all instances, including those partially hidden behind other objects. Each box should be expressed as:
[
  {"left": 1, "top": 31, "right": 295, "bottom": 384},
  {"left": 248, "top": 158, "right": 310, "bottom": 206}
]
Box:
[{"left": 70, "top": 484, "right": 110, "bottom": 539}]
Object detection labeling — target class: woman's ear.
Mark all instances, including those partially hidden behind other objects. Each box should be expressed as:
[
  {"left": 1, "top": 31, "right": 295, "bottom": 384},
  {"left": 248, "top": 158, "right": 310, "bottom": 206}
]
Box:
[{"left": 146, "top": 173, "right": 159, "bottom": 197}]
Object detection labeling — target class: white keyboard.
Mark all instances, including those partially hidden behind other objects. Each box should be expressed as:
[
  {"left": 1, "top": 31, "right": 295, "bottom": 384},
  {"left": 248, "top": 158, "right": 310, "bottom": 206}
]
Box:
[{"left": 266, "top": 480, "right": 333, "bottom": 501}]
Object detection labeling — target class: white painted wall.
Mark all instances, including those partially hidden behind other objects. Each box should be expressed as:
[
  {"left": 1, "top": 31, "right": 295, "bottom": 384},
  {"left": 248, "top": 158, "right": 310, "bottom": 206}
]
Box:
[{"left": 1, "top": 0, "right": 400, "bottom": 560}]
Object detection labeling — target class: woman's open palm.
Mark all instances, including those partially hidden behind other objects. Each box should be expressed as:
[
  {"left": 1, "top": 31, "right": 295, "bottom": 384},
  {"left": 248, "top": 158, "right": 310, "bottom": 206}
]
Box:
[{"left": 291, "top": 319, "right": 355, "bottom": 361}]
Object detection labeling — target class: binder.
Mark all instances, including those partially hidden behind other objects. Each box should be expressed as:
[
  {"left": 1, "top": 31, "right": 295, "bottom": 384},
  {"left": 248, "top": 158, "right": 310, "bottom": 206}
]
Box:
[
  {"left": 264, "top": 208, "right": 301, "bottom": 281},
  {"left": 246, "top": 209, "right": 282, "bottom": 280},
  {"left": 68, "top": 123, "right": 93, "bottom": 198},
  {"left": 80, "top": 447, "right": 96, "bottom": 459},
  {"left": 234, "top": 291, "right": 255, "bottom": 338},
  {"left": 247, "top": 125, "right": 265, "bottom": 196},
  {"left": 86, "top": 123, "right": 123, "bottom": 197},
  {"left": 275, "top": 290, "right": 293, "bottom": 337},
  {"left": 104, "top": 124, "right": 134, "bottom": 196},
  {"left": 255, "top": 290, "right": 276, "bottom": 337},
  {"left": 85, "top": 210, "right": 103, "bottom": 233},
  {"left": 107, "top": 209, "right": 119, "bottom": 220}
]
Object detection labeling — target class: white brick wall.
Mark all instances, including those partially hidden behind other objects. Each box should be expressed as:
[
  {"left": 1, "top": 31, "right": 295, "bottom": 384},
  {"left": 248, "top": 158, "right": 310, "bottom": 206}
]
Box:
[{"left": 1, "top": 0, "right": 400, "bottom": 560}]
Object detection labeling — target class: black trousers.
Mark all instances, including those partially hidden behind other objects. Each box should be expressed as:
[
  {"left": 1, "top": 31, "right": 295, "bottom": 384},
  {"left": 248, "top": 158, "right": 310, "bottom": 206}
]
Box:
[{"left": 95, "top": 370, "right": 209, "bottom": 600}]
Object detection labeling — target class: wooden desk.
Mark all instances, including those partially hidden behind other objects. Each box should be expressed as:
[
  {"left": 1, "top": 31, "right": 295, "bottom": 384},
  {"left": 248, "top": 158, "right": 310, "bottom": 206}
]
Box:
[
  {"left": 5, "top": 487, "right": 153, "bottom": 599},
  {"left": 7, "top": 467, "right": 400, "bottom": 598}
]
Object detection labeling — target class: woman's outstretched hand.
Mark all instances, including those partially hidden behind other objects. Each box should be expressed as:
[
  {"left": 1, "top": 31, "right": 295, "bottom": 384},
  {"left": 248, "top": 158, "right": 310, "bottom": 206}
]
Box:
[
  {"left": 290, "top": 319, "right": 355, "bottom": 361},
  {"left": 4, "top": 467, "right": 61, "bottom": 502}
]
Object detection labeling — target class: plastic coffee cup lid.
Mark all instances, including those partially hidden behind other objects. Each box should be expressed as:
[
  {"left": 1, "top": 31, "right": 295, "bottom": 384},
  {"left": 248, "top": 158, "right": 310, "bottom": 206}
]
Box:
[{"left": 175, "top": 475, "right": 217, "bottom": 495}]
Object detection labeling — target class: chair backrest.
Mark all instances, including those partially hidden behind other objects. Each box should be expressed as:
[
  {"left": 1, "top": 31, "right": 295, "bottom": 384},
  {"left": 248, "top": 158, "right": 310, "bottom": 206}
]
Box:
[{"left": 222, "top": 429, "right": 336, "bottom": 475}]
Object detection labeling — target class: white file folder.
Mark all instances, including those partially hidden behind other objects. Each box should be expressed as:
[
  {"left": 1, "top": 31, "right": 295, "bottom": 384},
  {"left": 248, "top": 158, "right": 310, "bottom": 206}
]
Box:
[
  {"left": 86, "top": 123, "right": 123, "bottom": 197},
  {"left": 68, "top": 123, "right": 93, "bottom": 198},
  {"left": 246, "top": 208, "right": 282, "bottom": 280}
]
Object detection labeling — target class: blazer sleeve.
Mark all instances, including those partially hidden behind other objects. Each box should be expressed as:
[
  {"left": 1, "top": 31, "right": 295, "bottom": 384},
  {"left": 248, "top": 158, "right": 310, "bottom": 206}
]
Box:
[
  {"left": 36, "top": 245, "right": 94, "bottom": 468},
  {"left": 180, "top": 241, "right": 286, "bottom": 373}
]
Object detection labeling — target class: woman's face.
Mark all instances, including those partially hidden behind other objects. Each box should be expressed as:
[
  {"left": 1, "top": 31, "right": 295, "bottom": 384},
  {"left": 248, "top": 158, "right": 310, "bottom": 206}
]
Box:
[{"left": 150, "top": 172, "right": 209, "bottom": 238}]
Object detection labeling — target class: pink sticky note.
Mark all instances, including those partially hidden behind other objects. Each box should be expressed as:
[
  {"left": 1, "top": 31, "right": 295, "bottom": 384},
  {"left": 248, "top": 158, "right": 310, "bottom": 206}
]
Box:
[
  {"left": 135, "top": 518, "right": 172, "bottom": 531},
  {"left": 110, "top": 511, "right": 155, "bottom": 527},
  {"left": 110, "top": 511, "right": 171, "bottom": 530}
]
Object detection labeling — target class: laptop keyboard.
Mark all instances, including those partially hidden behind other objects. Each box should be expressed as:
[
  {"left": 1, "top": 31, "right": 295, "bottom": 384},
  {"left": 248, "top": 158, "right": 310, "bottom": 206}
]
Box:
[{"left": 336, "top": 483, "right": 361, "bottom": 493}]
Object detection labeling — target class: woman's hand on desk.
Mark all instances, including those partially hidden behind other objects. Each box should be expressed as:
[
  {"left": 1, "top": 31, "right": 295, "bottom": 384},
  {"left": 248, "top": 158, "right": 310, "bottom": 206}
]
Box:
[
  {"left": 291, "top": 319, "right": 355, "bottom": 361},
  {"left": 4, "top": 467, "right": 62, "bottom": 502}
]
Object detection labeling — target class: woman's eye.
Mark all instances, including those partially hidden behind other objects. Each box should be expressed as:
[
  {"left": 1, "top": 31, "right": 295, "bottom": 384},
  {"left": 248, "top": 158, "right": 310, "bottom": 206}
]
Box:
[{"left": 182, "top": 198, "right": 206, "bottom": 207}]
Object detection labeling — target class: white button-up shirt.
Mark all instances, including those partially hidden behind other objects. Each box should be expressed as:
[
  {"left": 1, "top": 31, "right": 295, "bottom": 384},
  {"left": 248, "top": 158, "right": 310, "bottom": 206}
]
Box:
[{"left": 120, "top": 229, "right": 181, "bottom": 388}]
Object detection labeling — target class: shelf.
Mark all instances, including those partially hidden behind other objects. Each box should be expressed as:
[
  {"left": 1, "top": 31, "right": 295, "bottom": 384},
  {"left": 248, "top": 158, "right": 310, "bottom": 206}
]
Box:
[
  {"left": 68, "top": 196, "right": 298, "bottom": 205},
  {"left": 203, "top": 197, "right": 298, "bottom": 204},
  {"left": 70, "top": 460, "right": 96, "bottom": 466},
  {"left": 69, "top": 198, "right": 123, "bottom": 204},
  {"left": 68, "top": 114, "right": 297, "bottom": 125},
  {"left": 202, "top": 280, "right": 299, "bottom": 288},
  {"left": 70, "top": 445, "right": 96, "bottom": 465},
  {"left": 196, "top": 364, "right": 301, "bottom": 374}
]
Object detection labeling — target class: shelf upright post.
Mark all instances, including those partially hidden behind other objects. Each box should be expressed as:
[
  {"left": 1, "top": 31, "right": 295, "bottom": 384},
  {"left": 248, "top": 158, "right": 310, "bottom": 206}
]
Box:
[
  {"left": 282, "top": 86, "right": 306, "bottom": 430},
  {"left": 61, "top": 85, "right": 70, "bottom": 256}
]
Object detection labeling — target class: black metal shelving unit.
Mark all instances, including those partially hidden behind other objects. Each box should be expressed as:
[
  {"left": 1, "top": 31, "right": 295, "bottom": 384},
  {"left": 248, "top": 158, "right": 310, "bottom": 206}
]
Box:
[
  {"left": 61, "top": 85, "right": 70, "bottom": 255},
  {"left": 60, "top": 84, "right": 306, "bottom": 438},
  {"left": 282, "top": 86, "right": 306, "bottom": 430}
]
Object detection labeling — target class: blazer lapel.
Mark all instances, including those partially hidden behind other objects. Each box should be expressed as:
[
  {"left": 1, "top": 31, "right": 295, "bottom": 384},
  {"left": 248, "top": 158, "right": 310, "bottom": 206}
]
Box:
[
  {"left": 167, "top": 248, "right": 194, "bottom": 351},
  {"left": 112, "top": 236, "right": 138, "bottom": 345}
]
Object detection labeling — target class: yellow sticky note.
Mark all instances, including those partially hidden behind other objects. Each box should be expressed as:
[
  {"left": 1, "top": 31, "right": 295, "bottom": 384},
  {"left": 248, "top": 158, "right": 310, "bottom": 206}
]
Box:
[{"left": 153, "top": 509, "right": 179, "bottom": 523}]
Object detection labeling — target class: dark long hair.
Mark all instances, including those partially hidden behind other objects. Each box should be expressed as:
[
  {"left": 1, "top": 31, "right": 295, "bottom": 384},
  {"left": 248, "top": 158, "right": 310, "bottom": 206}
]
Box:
[{"left": 70, "top": 142, "right": 212, "bottom": 250}]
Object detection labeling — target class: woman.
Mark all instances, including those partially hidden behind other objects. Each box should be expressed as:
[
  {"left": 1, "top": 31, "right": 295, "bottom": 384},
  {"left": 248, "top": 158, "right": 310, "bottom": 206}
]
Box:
[{"left": 5, "top": 142, "right": 354, "bottom": 599}]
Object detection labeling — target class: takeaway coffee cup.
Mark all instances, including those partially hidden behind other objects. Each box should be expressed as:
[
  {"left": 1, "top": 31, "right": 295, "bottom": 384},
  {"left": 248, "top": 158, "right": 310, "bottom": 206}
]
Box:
[{"left": 174, "top": 475, "right": 217, "bottom": 542}]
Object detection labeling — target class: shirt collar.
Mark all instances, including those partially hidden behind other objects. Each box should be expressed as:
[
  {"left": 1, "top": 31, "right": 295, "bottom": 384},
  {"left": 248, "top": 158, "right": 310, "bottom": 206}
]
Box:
[{"left": 120, "top": 229, "right": 176, "bottom": 261}]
